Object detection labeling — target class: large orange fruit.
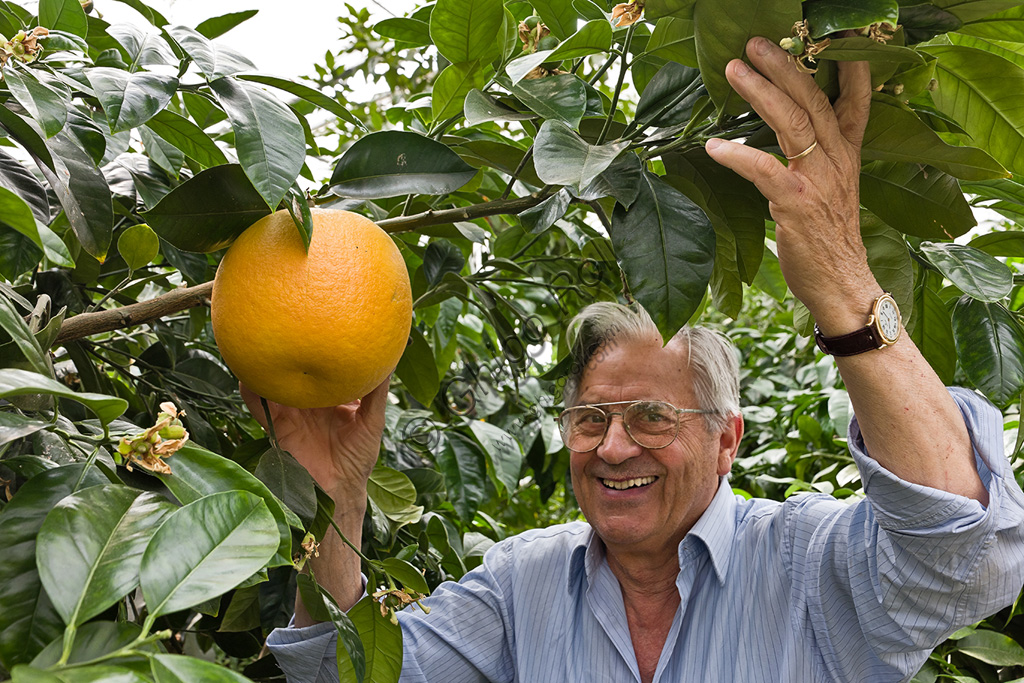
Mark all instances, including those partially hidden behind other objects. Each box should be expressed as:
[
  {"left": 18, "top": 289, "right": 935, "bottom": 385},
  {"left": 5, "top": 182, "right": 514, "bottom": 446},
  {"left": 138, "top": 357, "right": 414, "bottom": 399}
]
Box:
[{"left": 211, "top": 209, "right": 412, "bottom": 409}]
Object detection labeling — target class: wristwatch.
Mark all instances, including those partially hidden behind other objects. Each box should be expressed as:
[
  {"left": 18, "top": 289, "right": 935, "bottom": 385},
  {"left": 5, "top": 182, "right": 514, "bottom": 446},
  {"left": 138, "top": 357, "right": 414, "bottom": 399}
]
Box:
[{"left": 814, "top": 292, "right": 901, "bottom": 357}]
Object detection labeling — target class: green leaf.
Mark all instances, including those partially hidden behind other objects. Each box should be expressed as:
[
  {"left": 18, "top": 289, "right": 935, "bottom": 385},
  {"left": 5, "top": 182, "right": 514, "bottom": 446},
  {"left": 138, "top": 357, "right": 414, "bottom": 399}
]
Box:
[
  {"left": 37, "top": 485, "right": 175, "bottom": 627},
  {"left": 956, "top": 4, "right": 1024, "bottom": 39},
  {"left": 862, "top": 94, "right": 1008, "bottom": 180},
  {"left": 955, "top": 628, "right": 1024, "bottom": 666},
  {"left": 520, "top": 188, "right": 571, "bottom": 233},
  {"left": 338, "top": 597, "right": 402, "bottom": 683},
  {"left": 804, "top": 0, "right": 899, "bottom": 38},
  {"left": 949, "top": 32, "right": 1024, "bottom": 70},
  {"left": 693, "top": 0, "right": 802, "bottom": 115},
  {"left": 646, "top": 17, "right": 698, "bottom": 67},
  {"left": 395, "top": 326, "right": 440, "bottom": 407},
  {"left": 141, "top": 490, "right": 278, "bottom": 619},
  {"left": 143, "top": 164, "right": 271, "bottom": 253},
  {"left": 463, "top": 89, "right": 536, "bottom": 126},
  {"left": 155, "top": 444, "right": 293, "bottom": 567},
  {"left": 12, "top": 664, "right": 147, "bottom": 682},
  {"left": 534, "top": 120, "right": 630, "bottom": 191},
  {"left": 511, "top": 74, "right": 587, "bottom": 128},
  {"left": 195, "top": 10, "right": 259, "bottom": 39},
  {"left": 150, "top": 654, "right": 256, "bottom": 683},
  {"left": 116, "top": 223, "right": 159, "bottom": 272},
  {"left": 0, "top": 413, "right": 49, "bottom": 446},
  {"left": 647, "top": 0, "right": 697, "bottom": 20},
  {"left": 970, "top": 229, "right": 1024, "bottom": 257},
  {"left": 0, "top": 294, "right": 50, "bottom": 376},
  {"left": 375, "top": 16, "right": 432, "bottom": 45},
  {"left": 900, "top": 5, "right": 961, "bottom": 44},
  {"left": 2, "top": 69, "right": 69, "bottom": 138},
  {"left": 328, "top": 131, "right": 476, "bottom": 199},
  {"left": 610, "top": 171, "right": 717, "bottom": 341},
  {"left": 0, "top": 465, "right": 108, "bottom": 669},
  {"left": 112, "top": 0, "right": 168, "bottom": 27},
  {"left": 921, "top": 44, "right": 1024, "bottom": 174},
  {"left": 859, "top": 161, "right": 976, "bottom": 239},
  {"left": 218, "top": 585, "right": 262, "bottom": 632},
  {"left": 815, "top": 36, "right": 925, "bottom": 65},
  {"left": 534, "top": 0, "right": 579, "bottom": 39},
  {"left": 254, "top": 447, "right": 317, "bottom": 527},
  {"left": 861, "top": 212, "right": 914, "bottom": 323},
  {"left": 437, "top": 432, "right": 487, "bottom": 521},
  {"left": 432, "top": 60, "right": 489, "bottom": 122},
  {"left": 209, "top": 76, "right": 305, "bottom": 209},
  {"left": 468, "top": 421, "right": 523, "bottom": 495},
  {"left": 0, "top": 147, "right": 50, "bottom": 222},
  {"left": 166, "top": 25, "right": 256, "bottom": 80},
  {"left": 39, "top": 0, "right": 88, "bottom": 38},
  {"left": 505, "top": 19, "right": 614, "bottom": 82},
  {"left": 84, "top": 68, "right": 178, "bottom": 133},
  {"left": 367, "top": 466, "right": 423, "bottom": 523},
  {"left": 911, "top": 285, "right": 956, "bottom": 384},
  {"left": 578, "top": 152, "right": 644, "bottom": 207},
  {"left": 951, "top": 296, "right": 1024, "bottom": 406},
  {"left": 0, "top": 369, "right": 126, "bottom": 424},
  {"left": 918, "top": 241, "right": 1013, "bottom": 301},
  {"left": 31, "top": 622, "right": 148, "bottom": 668},
  {"left": 237, "top": 74, "right": 364, "bottom": 129},
  {"left": 379, "top": 557, "right": 430, "bottom": 595},
  {"left": 429, "top": 0, "right": 504, "bottom": 63},
  {"left": 144, "top": 110, "right": 228, "bottom": 168}
]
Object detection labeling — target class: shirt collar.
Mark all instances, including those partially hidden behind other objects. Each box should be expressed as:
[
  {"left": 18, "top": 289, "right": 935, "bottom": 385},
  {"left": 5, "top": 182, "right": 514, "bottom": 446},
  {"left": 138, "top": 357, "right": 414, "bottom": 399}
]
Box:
[{"left": 567, "top": 477, "right": 738, "bottom": 592}]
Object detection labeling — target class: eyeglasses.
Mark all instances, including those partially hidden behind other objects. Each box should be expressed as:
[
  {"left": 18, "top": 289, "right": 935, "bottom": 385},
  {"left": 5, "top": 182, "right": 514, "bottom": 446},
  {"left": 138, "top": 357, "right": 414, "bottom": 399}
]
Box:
[{"left": 557, "top": 400, "right": 717, "bottom": 452}]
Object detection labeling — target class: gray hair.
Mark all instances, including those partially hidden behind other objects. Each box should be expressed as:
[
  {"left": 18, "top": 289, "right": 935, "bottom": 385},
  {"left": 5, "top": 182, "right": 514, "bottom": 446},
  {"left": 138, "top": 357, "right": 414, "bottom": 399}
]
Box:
[{"left": 562, "top": 302, "right": 740, "bottom": 431}]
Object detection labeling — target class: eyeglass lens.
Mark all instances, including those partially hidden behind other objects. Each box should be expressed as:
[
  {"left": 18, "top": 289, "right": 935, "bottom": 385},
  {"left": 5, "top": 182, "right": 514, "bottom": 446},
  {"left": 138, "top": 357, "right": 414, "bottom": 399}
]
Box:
[{"left": 559, "top": 401, "right": 680, "bottom": 451}]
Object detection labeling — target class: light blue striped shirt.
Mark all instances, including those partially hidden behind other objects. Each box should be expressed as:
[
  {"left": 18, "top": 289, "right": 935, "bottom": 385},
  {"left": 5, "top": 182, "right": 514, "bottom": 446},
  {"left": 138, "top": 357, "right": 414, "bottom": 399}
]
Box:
[{"left": 267, "top": 388, "right": 1024, "bottom": 682}]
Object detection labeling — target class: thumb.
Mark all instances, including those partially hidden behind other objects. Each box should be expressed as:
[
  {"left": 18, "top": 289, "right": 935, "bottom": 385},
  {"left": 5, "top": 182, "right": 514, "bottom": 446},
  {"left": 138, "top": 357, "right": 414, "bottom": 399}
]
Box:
[
  {"left": 239, "top": 382, "right": 272, "bottom": 430},
  {"left": 357, "top": 373, "right": 392, "bottom": 421}
]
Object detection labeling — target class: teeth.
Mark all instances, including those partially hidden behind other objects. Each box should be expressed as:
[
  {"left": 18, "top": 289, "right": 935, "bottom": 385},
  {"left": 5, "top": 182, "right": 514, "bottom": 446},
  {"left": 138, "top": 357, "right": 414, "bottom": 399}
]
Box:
[{"left": 602, "top": 476, "right": 657, "bottom": 490}]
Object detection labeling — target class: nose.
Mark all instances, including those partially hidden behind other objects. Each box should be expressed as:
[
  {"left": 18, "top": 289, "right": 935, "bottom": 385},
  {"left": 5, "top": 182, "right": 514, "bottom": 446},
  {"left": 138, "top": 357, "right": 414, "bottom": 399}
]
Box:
[{"left": 595, "top": 414, "right": 642, "bottom": 464}]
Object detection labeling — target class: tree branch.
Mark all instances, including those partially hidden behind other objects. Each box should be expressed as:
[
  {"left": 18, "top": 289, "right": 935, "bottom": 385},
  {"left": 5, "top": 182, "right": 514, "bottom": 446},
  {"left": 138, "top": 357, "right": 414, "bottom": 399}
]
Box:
[{"left": 53, "top": 191, "right": 555, "bottom": 345}]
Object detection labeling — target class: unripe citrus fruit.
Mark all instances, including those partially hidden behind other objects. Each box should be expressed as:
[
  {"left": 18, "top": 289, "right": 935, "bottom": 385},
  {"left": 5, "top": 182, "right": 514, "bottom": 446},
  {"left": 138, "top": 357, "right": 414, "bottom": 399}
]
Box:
[{"left": 211, "top": 209, "right": 412, "bottom": 409}]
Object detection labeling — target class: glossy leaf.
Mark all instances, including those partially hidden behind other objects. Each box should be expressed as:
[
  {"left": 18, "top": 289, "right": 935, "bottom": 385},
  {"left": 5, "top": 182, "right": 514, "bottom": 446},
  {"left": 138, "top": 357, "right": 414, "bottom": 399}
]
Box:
[
  {"left": 955, "top": 628, "right": 1024, "bottom": 665},
  {"left": 432, "top": 60, "right": 488, "bottom": 122},
  {"left": 0, "top": 465, "right": 108, "bottom": 669},
  {"left": 464, "top": 90, "right": 535, "bottom": 126},
  {"left": 396, "top": 326, "right": 441, "bottom": 407},
  {"left": 646, "top": 17, "right": 697, "bottom": 67},
  {"left": 534, "top": 0, "right": 578, "bottom": 39},
  {"left": 254, "top": 447, "right": 318, "bottom": 527},
  {"left": 37, "top": 485, "right": 174, "bottom": 627},
  {"left": 143, "top": 164, "right": 271, "bottom": 253},
  {"left": 30, "top": 622, "right": 147, "bottom": 668},
  {"left": 155, "top": 444, "right": 292, "bottom": 567},
  {"left": 0, "top": 294, "right": 49, "bottom": 377},
  {"left": 804, "top": 0, "right": 899, "bottom": 38},
  {"left": 647, "top": 0, "right": 697, "bottom": 20},
  {"left": 951, "top": 297, "right": 1024, "bottom": 406},
  {"left": 166, "top": 25, "right": 256, "bottom": 80},
  {"left": 814, "top": 36, "right": 924, "bottom": 65},
  {"left": 911, "top": 285, "right": 956, "bottom": 385},
  {"left": 919, "top": 242, "right": 1013, "bottom": 302},
  {"left": 693, "top": 0, "right": 802, "bottom": 115},
  {"left": 144, "top": 110, "right": 228, "bottom": 168},
  {"left": 437, "top": 432, "right": 487, "bottom": 521},
  {"left": 195, "top": 10, "right": 259, "bottom": 39},
  {"left": 116, "top": 223, "right": 159, "bottom": 272},
  {"left": 329, "top": 131, "right": 476, "bottom": 199},
  {"left": 84, "top": 68, "right": 177, "bottom": 133},
  {"left": 375, "top": 16, "right": 432, "bottom": 45},
  {"left": 862, "top": 94, "right": 1007, "bottom": 181},
  {"left": 238, "top": 74, "right": 364, "bottom": 129},
  {"left": 861, "top": 212, "right": 914, "bottom": 323},
  {"left": 506, "top": 20, "right": 614, "bottom": 82},
  {"left": 429, "top": 0, "right": 504, "bottom": 63},
  {"left": 899, "top": 4, "right": 962, "bottom": 43},
  {"left": 469, "top": 421, "right": 523, "bottom": 495},
  {"left": 209, "top": 76, "right": 305, "bottom": 209},
  {"left": 141, "top": 490, "right": 278, "bottom": 618},
  {"left": 0, "top": 413, "right": 49, "bottom": 446},
  {"left": 379, "top": 557, "right": 430, "bottom": 595},
  {"left": 150, "top": 654, "right": 257, "bottom": 683},
  {"left": 338, "top": 597, "right": 403, "bottom": 683},
  {"left": 511, "top": 74, "right": 587, "bottom": 128},
  {"left": 106, "top": 24, "right": 176, "bottom": 68},
  {"left": 578, "top": 152, "right": 644, "bottom": 207},
  {"left": 39, "top": 0, "right": 88, "bottom": 38},
  {"left": 0, "top": 369, "right": 126, "bottom": 424},
  {"left": 921, "top": 44, "right": 1024, "bottom": 174},
  {"left": 859, "top": 161, "right": 976, "bottom": 239},
  {"left": 956, "top": 4, "right": 1024, "bottom": 39},
  {"left": 367, "top": 466, "right": 423, "bottom": 523},
  {"left": 520, "top": 188, "right": 571, "bottom": 233},
  {"left": 3, "top": 69, "right": 68, "bottom": 138},
  {"left": 0, "top": 147, "right": 49, "bottom": 222},
  {"left": 534, "top": 120, "right": 630, "bottom": 191},
  {"left": 11, "top": 664, "right": 147, "bottom": 683},
  {"left": 610, "top": 171, "right": 716, "bottom": 341}
]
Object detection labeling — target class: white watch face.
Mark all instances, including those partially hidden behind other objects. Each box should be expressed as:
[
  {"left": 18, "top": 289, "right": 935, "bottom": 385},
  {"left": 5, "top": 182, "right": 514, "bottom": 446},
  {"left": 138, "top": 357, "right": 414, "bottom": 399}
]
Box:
[{"left": 876, "top": 298, "right": 901, "bottom": 342}]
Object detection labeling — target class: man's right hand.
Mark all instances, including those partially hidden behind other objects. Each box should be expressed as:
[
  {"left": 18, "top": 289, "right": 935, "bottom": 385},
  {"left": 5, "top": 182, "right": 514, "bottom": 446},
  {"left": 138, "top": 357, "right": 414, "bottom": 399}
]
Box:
[{"left": 240, "top": 377, "right": 391, "bottom": 502}]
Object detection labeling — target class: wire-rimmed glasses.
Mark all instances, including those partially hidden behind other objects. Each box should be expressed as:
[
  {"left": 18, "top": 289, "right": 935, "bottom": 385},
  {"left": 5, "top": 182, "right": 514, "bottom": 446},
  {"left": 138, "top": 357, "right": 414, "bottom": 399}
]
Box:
[{"left": 557, "top": 400, "right": 717, "bottom": 452}]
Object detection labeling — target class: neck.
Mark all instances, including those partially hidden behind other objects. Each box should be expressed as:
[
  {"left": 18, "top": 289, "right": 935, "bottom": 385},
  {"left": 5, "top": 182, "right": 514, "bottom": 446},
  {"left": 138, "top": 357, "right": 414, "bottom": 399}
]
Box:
[{"left": 605, "top": 539, "right": 682, "bottom": 599}]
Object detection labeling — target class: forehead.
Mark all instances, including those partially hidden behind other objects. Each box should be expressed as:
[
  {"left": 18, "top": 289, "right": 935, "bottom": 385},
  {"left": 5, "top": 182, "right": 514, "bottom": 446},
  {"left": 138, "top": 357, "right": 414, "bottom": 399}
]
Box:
[{"left": 575, "top": 337, "right": 697, "bottom": 406}]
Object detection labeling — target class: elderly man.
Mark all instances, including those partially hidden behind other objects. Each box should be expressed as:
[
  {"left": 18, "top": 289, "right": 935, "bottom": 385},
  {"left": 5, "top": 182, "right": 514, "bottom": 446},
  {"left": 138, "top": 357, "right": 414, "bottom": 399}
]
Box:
[{"left": 263, "top": 38, "right": 1024, "bottom": 682}]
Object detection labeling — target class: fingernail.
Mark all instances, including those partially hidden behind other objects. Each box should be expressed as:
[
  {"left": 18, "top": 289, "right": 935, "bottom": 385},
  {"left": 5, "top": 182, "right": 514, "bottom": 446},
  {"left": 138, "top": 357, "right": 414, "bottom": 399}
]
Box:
[
  {"left": 733, "top": 60, "right": 749, "bottom": 77},
  {"left": 705, "top": 139, "right": 723, "bottom": 153},
  {"left": 755, "top": 36, "right": 770, "bottom": 56}
]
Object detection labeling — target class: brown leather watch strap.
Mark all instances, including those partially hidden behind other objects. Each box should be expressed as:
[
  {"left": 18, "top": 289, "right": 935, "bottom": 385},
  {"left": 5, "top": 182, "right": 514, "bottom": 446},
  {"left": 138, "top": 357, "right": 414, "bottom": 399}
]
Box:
[{"left": 814, "top": 324, "right": 882, "bottom": 357}]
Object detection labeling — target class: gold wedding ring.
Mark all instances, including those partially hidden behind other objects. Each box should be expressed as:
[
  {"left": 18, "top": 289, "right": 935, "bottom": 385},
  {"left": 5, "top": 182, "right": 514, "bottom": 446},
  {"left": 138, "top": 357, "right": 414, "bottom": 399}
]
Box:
[{"left": 785, "top": 140, "right": 818, "bottom": 161}]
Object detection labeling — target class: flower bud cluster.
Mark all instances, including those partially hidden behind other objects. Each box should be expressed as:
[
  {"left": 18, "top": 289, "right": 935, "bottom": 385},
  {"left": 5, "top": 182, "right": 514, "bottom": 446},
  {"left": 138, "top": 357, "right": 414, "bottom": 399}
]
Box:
[
  {"left": 115, "top": 401, "right": 190, "bottom": 474},
  {"left": 0, "top": 27, "right": 48, "bottom": 68}
]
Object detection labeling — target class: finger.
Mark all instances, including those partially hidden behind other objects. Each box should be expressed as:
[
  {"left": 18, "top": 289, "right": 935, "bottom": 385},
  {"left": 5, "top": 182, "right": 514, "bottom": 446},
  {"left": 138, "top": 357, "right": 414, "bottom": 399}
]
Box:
[
  {"left": 724, "top": 59, "right": 818, "bottom": 162},
  {"left": 835, "top": 59, "right": 872, "bottom": 147},
  {"left": 705, "top": 138, "right": 801, "bottom": 205},
  {"left": 744, "top": 36, "right": 843, "bottom": 151},
  {"left": 357, "top": 373, "right": 392, "bottom": 419},
  {"left": 239, "top": 382, "right": 270, "bottom": 429}
]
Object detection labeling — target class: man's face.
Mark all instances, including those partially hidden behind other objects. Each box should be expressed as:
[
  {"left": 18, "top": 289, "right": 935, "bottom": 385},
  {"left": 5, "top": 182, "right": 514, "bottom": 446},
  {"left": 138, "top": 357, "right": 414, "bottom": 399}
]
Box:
[{"left": 568, "top": 337, "right": 740, "bottom": 557}]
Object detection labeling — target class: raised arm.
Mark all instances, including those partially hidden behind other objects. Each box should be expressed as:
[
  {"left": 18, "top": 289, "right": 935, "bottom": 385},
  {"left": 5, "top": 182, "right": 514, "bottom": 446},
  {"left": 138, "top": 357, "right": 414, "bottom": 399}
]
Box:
[
  {"left": 705, "top": 37, "right": 986, "bottom": 504},
  {"left": 241, "top": 378, "right": 391, "bottom": 624}
]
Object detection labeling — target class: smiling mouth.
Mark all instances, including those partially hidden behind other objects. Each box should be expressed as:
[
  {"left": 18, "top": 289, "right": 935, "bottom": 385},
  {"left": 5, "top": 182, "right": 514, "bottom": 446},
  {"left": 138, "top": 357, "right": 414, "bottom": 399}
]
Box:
[{"left": 600, "top": 476, "right": 658, "bottom": 490}]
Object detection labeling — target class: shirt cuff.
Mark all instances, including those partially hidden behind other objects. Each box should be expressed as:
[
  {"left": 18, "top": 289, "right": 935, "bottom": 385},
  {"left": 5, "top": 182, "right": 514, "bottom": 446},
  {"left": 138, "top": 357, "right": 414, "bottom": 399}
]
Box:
[{"left": 850, "top": 387, "right": 1003, "bottom": 531}]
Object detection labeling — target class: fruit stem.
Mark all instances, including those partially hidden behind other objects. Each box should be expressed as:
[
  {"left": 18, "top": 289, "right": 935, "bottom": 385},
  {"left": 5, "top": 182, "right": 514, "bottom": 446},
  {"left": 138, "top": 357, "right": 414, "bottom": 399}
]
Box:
[{"left": 261, "top": 397, "right": 279, "bottom": 448}]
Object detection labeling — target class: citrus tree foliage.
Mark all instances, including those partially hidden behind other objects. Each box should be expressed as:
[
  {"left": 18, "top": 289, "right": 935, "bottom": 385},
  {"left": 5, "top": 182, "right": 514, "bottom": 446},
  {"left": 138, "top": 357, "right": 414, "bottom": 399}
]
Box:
[{"left": 3, "top": 0, "right": 1024, "bottom": 681}]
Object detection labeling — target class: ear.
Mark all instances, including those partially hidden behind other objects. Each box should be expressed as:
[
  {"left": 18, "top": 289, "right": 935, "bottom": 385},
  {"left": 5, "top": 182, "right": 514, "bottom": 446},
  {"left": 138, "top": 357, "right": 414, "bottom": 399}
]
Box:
[{"left": 716, "top": 413, "right": 744, "bottom": 477}]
